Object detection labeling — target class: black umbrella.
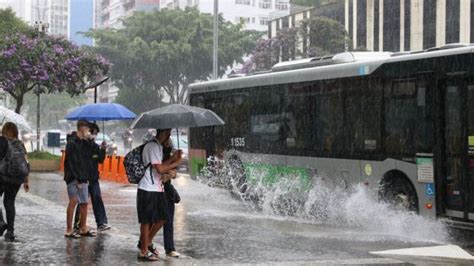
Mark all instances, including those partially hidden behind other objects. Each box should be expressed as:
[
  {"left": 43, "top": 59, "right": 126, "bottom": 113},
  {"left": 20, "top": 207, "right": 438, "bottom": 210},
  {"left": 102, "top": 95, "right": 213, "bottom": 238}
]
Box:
[{"left": 130, "top": 104, "right": 225, "bottom": 148}]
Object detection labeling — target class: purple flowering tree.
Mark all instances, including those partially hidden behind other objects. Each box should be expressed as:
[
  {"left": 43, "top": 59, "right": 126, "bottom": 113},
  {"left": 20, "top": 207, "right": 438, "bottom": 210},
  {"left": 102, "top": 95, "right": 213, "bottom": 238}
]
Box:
[
  {"left": 242, "top": 28, "right": 297, "bottom": 73},
  {"left": 0, "top": 33, "right": 110, "bottom": 113}
]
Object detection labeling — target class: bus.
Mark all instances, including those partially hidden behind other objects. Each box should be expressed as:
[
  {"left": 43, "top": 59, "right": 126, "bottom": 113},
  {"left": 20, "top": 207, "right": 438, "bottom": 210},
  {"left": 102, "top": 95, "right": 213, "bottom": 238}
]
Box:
[{"left": 188, "top": 44, "right": 474, "bottom": 228}]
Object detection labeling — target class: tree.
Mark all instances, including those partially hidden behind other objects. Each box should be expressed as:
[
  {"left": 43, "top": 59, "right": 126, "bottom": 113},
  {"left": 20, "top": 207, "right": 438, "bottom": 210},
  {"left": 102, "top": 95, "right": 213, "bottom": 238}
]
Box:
[
  {"left": 245, "top": 16, "right": 349, "bottom": 73},
  {"left": 0, "top": 8, "right": 30, "bottom": 38},
  {"left": 0, "top": 32, "right": 110, "bottom": 113},
  {"left": 299, "top": 16, "right": 349, "bottom": 57},
  {"left": 114, "top": 87, "right": 166, "bottom": 115},
  {"left": 88, "top": 8, "right": 260, "bottom": 105},
  {"left": 23, "top": 92, "right": 86, "bottom": 129},
  {"left": 242, "top": 28, "right": 297, "bottom": 72}
]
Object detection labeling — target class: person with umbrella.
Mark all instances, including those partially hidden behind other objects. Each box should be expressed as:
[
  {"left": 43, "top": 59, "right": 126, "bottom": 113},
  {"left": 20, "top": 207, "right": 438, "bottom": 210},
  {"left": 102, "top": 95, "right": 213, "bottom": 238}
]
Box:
[
  {"left": 64, "top": 120, "right": 96, "bottom": 238},
  {"left": 136, "top": 128, "right": 182, "bottom": 261},
  {"left": 73, "top": 122, "right": 111, "bottom": 232}
]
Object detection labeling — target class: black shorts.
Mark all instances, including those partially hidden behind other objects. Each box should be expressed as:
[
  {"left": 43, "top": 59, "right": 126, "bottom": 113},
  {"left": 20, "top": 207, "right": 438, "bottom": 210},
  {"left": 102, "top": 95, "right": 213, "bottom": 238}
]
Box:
[{"left": 137, "top": 189, "right": 168, "bottom": 224}]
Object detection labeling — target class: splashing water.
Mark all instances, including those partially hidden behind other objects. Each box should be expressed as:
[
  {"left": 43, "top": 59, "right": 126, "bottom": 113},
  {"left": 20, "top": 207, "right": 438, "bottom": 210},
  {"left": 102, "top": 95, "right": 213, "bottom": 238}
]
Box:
[{"left": 196, "top": 156, "right": 450, "bottom": 243}]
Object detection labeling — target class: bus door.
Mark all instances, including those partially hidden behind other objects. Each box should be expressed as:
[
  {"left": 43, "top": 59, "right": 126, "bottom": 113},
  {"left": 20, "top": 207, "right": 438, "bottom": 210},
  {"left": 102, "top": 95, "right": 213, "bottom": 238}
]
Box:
[{"left": 441, "top": 78, "right": 474, "bottom": 221}]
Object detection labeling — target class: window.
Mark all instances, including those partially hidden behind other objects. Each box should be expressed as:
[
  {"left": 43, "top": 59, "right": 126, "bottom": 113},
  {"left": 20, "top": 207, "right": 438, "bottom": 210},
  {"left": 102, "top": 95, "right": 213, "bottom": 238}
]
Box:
[
  {"left": 275, "top": 0, "right": 288, "bottom": 10},
  {"left": 288, "top": 80, "right": 345, "bottom": 156},
  {"left": 345, "top": 78, "right": 383, "bottom": 154},
  {"left": 384, "top": 79, "right": 433, "bottom": 155},
  {"left": 236, "top": 0, "right": 251, "bottom": 5},
  {"left": 259, "top": 17, "right": 269, "bottom": 26},
  {"left": 259, "top": 0, "right": 272, "bottom": 9}
]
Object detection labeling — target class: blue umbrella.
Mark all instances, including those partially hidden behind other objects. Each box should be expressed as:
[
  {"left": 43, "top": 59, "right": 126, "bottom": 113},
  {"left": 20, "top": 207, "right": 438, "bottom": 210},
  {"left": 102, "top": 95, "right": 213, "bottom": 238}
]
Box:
[
  {"left": 66, "top": 103, "right": 136, "bottom": 144},
  {"left": 65, "top": 103, "right": 136, "bottom": 121}
]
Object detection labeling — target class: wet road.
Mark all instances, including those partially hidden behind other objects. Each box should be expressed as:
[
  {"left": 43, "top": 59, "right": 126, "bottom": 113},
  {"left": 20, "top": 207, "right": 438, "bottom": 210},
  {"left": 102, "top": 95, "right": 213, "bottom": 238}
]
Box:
[{"left": 0, "top": 172, "right": 463, "bottom": 264}]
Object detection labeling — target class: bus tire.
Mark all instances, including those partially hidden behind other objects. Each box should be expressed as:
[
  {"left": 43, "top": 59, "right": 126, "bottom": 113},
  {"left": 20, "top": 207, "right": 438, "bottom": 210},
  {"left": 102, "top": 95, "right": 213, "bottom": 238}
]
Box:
[{"left": 379, "top": 172, "right": 419, "bottom": 213}]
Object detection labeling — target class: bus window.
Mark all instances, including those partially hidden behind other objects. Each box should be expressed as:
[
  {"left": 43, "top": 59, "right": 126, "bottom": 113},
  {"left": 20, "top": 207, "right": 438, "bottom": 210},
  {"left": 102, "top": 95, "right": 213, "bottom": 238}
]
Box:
[
  {"left": 384, "top": 80, "right": 417, "bottom": 155},
  {"left": 344, "top": 78, "right": 382, "bottom": 154}
]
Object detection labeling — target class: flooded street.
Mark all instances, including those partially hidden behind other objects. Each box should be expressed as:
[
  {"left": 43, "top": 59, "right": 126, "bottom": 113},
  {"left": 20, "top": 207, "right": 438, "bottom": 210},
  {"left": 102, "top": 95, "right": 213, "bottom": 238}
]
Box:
[{"left": 0, "top": 172, "right": 459, "bottom": 264}]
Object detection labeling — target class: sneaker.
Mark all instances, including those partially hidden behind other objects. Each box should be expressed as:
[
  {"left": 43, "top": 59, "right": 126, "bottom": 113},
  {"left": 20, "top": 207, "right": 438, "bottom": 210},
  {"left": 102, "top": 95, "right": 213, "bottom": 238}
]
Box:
[
  {"left": 166, "top": 251, "right": 180, "bottom": 258},
  {"left": 97, "top": 224, "right": 111, "bottom": 231},
  {"left": 0, "top": 222, "right": 7, "bottom": 236},
  {"left": 4, "top": 230, "right": 14, "bottom": 241}
]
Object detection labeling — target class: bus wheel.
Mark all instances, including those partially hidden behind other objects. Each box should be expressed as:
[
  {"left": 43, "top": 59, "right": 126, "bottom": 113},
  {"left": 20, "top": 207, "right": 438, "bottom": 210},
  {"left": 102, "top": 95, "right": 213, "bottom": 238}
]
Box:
[
  {"left": 380, "top": 174, "right": 419, "bottom": 213},
  {"left": 228, "top": 156, "right": 247, "bottom": 194}
]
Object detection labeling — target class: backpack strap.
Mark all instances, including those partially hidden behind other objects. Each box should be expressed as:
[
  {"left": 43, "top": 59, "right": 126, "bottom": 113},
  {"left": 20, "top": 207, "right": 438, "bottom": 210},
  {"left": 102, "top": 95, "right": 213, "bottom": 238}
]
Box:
[{"left": 142, "top": 141, "right": 156, "bottom": 185}]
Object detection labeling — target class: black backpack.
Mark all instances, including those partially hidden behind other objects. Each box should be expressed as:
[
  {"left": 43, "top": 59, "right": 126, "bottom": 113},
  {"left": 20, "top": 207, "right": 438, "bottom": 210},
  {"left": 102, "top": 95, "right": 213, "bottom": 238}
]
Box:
[
  {"left": 123, "top": 140, "right": 156, "bottom": 184},
  {"left": 0, "top": 140, "right": 29, "bottom": 184}
]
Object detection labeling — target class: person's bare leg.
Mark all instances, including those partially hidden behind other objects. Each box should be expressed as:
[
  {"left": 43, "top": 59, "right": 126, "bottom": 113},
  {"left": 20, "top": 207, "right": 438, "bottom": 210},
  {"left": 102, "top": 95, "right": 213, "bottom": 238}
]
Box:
[
  {"left": 148, "top": 220, "right": 165, "bottom": 242},
  {"left": 79, "top": 203, "right": 88, "bottom": 233},
  {"left": 140, "top": 223, "right": 151, "bottom": 255},
  {"left": 66, "top": 199, "right": 78, "bottom": 234}
]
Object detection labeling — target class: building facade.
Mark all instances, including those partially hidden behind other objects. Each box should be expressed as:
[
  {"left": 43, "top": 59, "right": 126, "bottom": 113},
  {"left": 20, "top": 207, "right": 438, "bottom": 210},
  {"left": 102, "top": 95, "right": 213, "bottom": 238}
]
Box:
[
  {"left": 161, "top": 0, "right": 290, "bottom": 31},
  {"left": 94, "top": 0, "right": 160, "bottom": 29},
  {"left": 0, "top": 0, "right": 69, "bottom": 38},
  {"left": 270, "top": 0, "right": 474, "bottom": 56}
]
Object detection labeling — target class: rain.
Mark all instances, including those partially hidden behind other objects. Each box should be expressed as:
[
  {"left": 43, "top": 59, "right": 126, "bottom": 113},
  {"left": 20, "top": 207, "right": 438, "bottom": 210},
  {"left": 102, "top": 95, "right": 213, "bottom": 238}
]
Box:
[{"left": 1, "top": 0, "right": 474, "bottom": 264}]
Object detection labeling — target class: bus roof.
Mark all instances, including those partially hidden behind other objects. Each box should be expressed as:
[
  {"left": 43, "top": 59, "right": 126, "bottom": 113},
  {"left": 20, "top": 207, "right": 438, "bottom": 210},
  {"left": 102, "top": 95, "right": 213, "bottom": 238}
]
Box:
[{"left": 189, "top": 44, "right": 474, "bottom": 94}]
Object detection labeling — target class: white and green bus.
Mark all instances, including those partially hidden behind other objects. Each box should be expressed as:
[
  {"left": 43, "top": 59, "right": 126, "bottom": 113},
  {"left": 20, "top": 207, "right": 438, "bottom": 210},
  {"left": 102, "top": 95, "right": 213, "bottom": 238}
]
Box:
[{"left": 189, "top": 44, "right": 474, "bottom": 228}]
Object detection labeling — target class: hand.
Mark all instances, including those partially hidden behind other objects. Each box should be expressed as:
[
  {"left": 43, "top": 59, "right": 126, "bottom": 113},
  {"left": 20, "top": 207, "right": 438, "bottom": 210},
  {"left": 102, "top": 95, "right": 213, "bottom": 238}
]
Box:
[{"left": 23, "top": 182, "right": 29, "bottom": 192}]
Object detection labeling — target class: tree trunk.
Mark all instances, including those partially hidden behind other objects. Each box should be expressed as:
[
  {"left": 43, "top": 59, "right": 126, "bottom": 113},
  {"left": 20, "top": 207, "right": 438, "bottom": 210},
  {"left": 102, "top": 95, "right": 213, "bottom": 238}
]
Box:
[{"left": 14, "top": 94, "right": 23, "bottom": 114}]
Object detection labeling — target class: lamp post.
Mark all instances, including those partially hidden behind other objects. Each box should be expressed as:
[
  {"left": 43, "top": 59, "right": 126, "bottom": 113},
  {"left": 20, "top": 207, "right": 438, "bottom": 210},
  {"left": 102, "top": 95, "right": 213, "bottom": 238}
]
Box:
[
  {"left": 213, "top": 0, "right": 218, "bottom": 80},
  {"left": 34, "top": 21, "right": 48, "bottom": 151}
]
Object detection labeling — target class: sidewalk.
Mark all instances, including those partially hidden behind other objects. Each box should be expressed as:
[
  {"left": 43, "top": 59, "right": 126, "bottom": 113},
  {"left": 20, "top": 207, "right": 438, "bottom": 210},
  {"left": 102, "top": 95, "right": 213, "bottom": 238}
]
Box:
[{"left": 0, "top": 172, "right": 193, "bottom": 265}]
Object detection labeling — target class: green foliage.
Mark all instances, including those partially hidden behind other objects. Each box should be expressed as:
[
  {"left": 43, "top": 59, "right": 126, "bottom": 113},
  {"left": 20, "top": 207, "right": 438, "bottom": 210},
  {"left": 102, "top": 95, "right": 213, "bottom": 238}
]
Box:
[
  {"left": 28, "top": 151, "right": 61, "bottom": 161},
  {"left": 114, "top": 87, "right": 166, "bottom": 115},
  {"left": 300, "top": 16, "right": 349, "bottom": 57},
  {"left": 0, "top": 8, "right": 30, "bottom": 38},
  {"left": 23, "top": 91, "right": 86, "bottom": 130},
  {"left": 247, "top": 16, "right": 349, "bottom": 72},
  {"left": 87, "top": 8, "right": 260, "bottom": 105}
]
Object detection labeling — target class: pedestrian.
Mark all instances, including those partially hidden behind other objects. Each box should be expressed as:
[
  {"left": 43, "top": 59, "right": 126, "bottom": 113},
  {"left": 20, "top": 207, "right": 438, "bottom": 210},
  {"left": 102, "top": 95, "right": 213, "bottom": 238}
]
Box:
[
  {"left": 137, "top": 128, "right": 182, "bottom": 261},
  {"left": 162, "top": 137, "right": 181, "bottom": 258},
  {"left": 73, "top": 123, "right": 111, "bottom": 232},
  {"left": 0, "top": 122, "right": 30, "bottom": 241},
  {"left": 64, "top": 120, "right": 96, "bottom": 238}
]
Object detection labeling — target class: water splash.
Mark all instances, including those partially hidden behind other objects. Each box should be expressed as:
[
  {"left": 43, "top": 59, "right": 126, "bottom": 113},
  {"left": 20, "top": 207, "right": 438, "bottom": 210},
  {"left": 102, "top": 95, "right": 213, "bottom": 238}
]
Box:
[{"left": 196, "top": 156, "right": 449, "bottom": 243}]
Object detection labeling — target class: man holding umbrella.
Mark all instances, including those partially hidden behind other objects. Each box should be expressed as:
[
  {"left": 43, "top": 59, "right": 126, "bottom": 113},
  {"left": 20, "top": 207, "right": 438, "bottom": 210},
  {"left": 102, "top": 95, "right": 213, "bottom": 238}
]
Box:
[{"left": 136, "top": 128, "right": 182, "bottom": 261}]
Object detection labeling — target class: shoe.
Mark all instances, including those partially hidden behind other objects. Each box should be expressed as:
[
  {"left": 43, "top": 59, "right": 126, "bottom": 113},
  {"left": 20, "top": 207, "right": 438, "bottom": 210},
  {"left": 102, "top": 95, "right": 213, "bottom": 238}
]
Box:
[
  {"left": 4, "top": 230, "right": 14, "bottom": 241},
  {"left": 0, "top": 222, "right": 7, "bottom": 236},
  {"left": 97, "top": 224, "right": 111, "bottom": 231},
  {"left": 166, "top": 251, "right": 180, "bottom": 258}
]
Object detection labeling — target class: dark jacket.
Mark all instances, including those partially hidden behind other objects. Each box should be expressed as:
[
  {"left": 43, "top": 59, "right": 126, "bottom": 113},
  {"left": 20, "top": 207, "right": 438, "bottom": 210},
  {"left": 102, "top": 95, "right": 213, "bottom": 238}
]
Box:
[
  {"left": 64, "top": 133, "right": 89, "bottom": 184},
  {"left": 85, "top": 139, "right": 106, "bottom": 183}
]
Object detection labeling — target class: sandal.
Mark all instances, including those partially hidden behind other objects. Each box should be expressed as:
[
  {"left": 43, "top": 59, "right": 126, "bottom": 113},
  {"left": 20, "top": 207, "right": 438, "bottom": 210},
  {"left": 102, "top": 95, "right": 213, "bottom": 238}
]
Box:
[
  {"left": 138, "top": 251, "right": 159, "bottom": 261},
  {"left": 137, "top": 241, "right": 159, "bottom": 256},
  {"left": 64, "top": 231, "right": 81, "bottom": 238},
  {"left": 80, "top": 230, "right": 97, "bottom": 237}
]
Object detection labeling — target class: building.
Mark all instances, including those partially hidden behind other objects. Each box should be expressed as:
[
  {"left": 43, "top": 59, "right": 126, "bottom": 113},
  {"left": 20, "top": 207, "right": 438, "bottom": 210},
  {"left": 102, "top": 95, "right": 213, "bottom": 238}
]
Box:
[
  {"left": 161, "top": 0, "right": 291, "bottom": 31},
  {"left": 94, "top": 0, "right": 160, "bottom": 29},
  {"left": 270, "top": 0, "right": 474, "bottom": 59},
  {"left": 0, "top": 0, "right": 69, "bottom": 38},
  {"left": 92, "top": 0, "right": 160, "bottom": 103},
  {"left": 70, "top": 0, "right": 93, "bottom": 46}
]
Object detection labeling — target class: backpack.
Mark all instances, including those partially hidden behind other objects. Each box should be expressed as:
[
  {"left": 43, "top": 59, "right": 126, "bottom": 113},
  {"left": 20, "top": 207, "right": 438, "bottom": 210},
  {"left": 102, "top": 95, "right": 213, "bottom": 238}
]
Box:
[
  {"left": 0, "top": 140, "right": 29, "bottom": 184},
  {"left": 123, "top": 140, "right": 156, "bottom": 184}
]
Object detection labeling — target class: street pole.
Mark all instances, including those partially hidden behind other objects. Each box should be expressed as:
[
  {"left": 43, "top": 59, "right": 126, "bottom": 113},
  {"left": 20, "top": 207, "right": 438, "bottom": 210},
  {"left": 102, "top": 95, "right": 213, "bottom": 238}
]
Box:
[
  {"left": 36, "top": 88, "right": 40, "bottom": 151},
  {"left": 213, "top": 0, "right": 218, "bottom": 80},
  {"left": 34, "top": 21, "right": 48, "bottom": 151}
]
